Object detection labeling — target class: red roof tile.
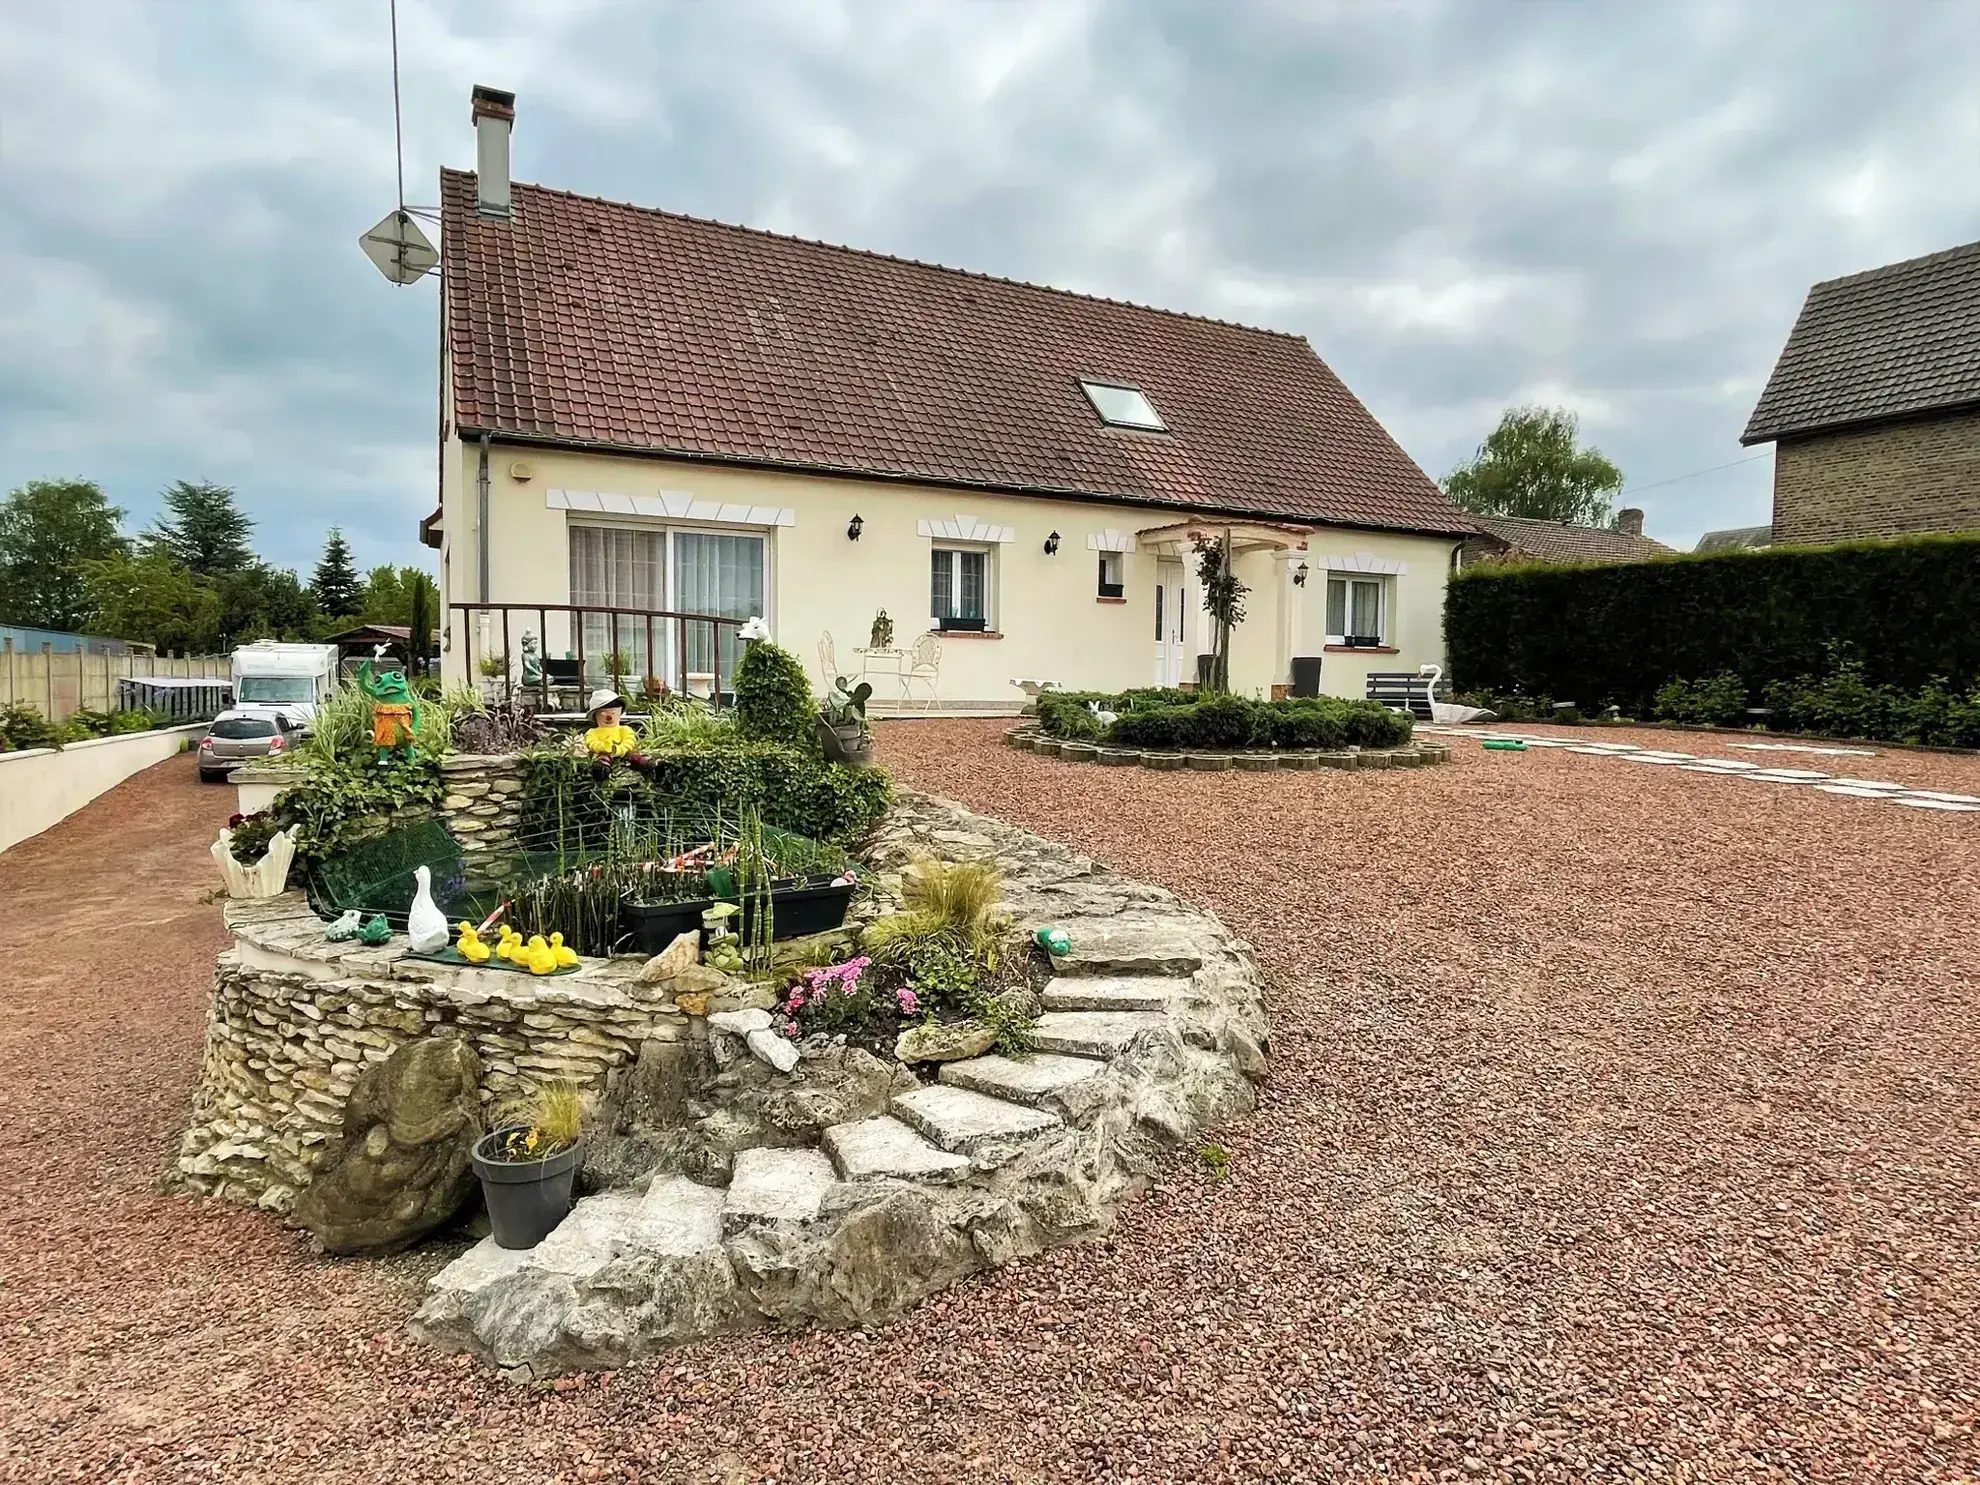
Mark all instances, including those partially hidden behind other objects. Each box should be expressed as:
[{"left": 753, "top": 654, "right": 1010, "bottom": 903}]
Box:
[{"left": 441, "top": 170, "right": 1472, "bottom": 535}]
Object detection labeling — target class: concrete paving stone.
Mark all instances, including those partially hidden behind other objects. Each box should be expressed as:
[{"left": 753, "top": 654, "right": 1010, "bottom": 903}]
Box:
[
  {"left": 890, "top": 1084, "right": 1060, "bottom": 1153},
  {"left": 939, "top": 1052, "right": 1109, "bottom": 1107},
  {"left": 820, "top": 1116, "right": 971, "bottom": 1183}
]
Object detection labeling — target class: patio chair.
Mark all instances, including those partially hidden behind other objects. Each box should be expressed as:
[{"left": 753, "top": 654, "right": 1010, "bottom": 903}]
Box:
[
  {"left": 902, "top": 632, "right": 942, "bottom": 712},
  {"left": 817, "top": 630, "right": 839, "bottom": 689}
]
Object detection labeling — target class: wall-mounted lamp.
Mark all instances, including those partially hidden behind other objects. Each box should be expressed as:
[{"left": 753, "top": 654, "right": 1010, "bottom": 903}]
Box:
[
  {"left": 847, "top": 514, "right": 864, "bottom": 541},
  {"left": 1043, "top": 531, "right": 1061, "bottom": 556},
  {"left": 1291, "top": 561, "right": 1310, "bottom": 587}
]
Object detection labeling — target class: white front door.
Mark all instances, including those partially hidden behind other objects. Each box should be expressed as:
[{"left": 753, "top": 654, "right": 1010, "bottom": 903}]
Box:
[{"left": 1155, "top": 559, "right": 1189, "bottom": 686}]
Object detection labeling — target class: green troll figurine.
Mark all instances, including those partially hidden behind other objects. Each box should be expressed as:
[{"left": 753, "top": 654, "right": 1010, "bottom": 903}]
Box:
[{"left": 355, "top": 658, "right": 422, "bottom": 761}]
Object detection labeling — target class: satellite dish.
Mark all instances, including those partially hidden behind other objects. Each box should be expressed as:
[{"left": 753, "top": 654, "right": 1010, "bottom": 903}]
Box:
[{"left": 359, "top": 208, "right": 438, "bottom": 285}]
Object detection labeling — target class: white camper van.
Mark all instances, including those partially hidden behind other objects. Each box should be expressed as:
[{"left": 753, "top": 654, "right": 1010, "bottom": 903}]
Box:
[{"left": 230, "top": 641, "right": 339, "bottom": 727}]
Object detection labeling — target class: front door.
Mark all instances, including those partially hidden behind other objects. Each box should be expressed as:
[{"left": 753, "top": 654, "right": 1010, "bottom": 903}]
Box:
[{"left": 1155, "top": 559, "right": 1189, "bottom": 686}]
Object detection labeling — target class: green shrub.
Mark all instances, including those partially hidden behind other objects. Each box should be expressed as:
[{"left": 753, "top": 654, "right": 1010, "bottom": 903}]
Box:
[
  {"left": 1652, "top": 672, "right": 1748, "bottom": 727},
  {"left": 1034, "top": 693, "right": 1103, "bottom": 740},
  {"left": 1179, "top": 693, "right": 1259, "bottom": 748},
  {"left": 0, "top": 704, "right": 63, "bottom": 752},
  {"left": 733, "top": 640, "right": 817, "bottom": 749},
  {"left": 1105, "top": 694, "right": 1410, "bottom": 751},
  {"left": 1108, "top": 705, "right": 1190, "bottom": 749},
  {"left": 1447, "top": 532, "right": 1980, "bottom": 713}
]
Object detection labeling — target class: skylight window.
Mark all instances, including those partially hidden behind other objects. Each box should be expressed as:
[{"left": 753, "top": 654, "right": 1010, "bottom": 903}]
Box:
[{"left": 1079, "top": 380, "right": 1167, "bottom": 431}]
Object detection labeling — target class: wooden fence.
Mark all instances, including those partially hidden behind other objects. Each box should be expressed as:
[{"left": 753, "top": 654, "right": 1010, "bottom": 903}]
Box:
[{"left": 0, "top": 642, "right": 230, "bottom": 723}]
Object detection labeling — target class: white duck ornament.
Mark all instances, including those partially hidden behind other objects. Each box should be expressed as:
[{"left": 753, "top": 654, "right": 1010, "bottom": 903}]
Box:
[{"left": 406, "top": 864, "right": 450, "bottom": 953}]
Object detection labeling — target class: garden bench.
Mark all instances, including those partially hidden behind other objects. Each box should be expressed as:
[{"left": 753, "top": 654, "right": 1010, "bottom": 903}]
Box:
[{"left": 1364, "top": 670, "right": 1447, "bottom": 721}]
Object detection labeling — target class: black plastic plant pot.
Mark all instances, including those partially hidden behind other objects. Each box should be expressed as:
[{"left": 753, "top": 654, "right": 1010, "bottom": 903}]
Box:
[
  {"left": 739, "top": 876, "right": 858, "bottom": 941},
  {"left": 623, "top": 897, "right": 717, "bottom": 955},
  {"left": 471, "top": 1129, "right": 585, "bottom": 1250}
]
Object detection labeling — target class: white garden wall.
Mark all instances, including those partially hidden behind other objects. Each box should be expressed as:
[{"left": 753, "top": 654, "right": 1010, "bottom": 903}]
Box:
[{"left": 0, "top": 724, "right": 205, "bottom": 853}]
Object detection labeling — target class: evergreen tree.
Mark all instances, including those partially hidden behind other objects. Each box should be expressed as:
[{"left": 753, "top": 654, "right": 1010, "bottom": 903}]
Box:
[
  {"left": 144, "top": 479, "right": 255, "bottom": 576},
  {"left": 1442, "top": 406, "right": 1625, "bottom": 526},
  {"left": 0, "top": 478, "right": 128, "bottom": 631},
  {"left": 310, "top": 527, "right": 365, "bottom": 619}
]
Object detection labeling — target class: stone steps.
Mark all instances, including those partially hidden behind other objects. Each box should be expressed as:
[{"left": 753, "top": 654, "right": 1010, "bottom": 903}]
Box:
[
  {"left": 1046, "top": 919, "right": 1205, "bottom": 977},
  {"left": 722, "top": 1147, "right": 838, "bottom": 1233},
  {"left": 891, "top": 1084, "right": 1060, "bottom": 1153},
  {"left": 820, "top": 1115, "right": 971, "bottom": 1183},
  {"left": 1040, "top": 976, "right": 1177, "bottom": 1013},
  {"left": 1031, "top": 1010, "right": 1168, "bottom": 1059},
  {"left": 939, "top": 1052, "right": 1108, "bottom": 1108}
]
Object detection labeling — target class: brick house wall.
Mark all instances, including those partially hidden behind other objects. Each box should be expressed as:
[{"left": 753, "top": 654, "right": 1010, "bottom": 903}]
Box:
[{"left": 1772, "top": 407, "right": 1980, "bottom": 545}]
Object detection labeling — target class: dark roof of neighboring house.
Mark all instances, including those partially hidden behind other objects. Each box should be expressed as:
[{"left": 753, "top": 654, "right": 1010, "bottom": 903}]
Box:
[
  {"left": 322, "top": 623, "right": 439, "bottom": 645},
  {"left": 439, "top": 170, "right": 1472, "bottom": 536},
  {"left": 1741, "top": 240, "right": 1980, "bottom": 444},
  {"left": 1465, "top": 514, "right": 1671, "bottom": 564},
  {"left": 1694, "top": 524, "right": 1774, "bottom": 554}
]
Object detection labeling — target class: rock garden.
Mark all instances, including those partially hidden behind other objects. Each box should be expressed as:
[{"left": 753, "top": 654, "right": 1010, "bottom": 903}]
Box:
[{"left": 179, "top": 640, "right": 1268, "bottom": 1376}]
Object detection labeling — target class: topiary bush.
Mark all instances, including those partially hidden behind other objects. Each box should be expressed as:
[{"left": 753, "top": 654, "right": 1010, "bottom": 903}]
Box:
[
  {"left": 734, "top": 640, "right": 817, "bottom": 750},
  {"left": 1101, "top": 694, "right": 1411, "bottom": 751},
  {"left": 1179, "top": 693, "right": 1261, "bottom": 748},
  {"left": 1107, "top": 706, "right": 1190, "bottom": 749},
  {"left": 1033, "top": 693, "right": 1104, "bottom": 740}
]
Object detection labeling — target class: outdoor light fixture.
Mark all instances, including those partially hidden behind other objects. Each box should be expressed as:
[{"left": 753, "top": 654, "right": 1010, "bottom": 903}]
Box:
[
  {"left": 1043, "top": 531, "right": 1061, "bottom": 555},
  {"left": 1292, "top": 561, "right": 1309, "bottom": 587},
  {"left": 847, "top": 514, "right": 864, "bottom": 541}
]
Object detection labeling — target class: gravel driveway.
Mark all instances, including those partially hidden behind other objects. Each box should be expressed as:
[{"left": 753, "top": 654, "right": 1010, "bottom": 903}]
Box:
[{"left": 4, "top": 729, "right": 1975, "bottom": 1483}]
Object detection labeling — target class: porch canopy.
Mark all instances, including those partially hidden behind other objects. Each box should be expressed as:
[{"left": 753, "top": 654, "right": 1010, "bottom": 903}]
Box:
[{"left": 1133, "top": 519, "right": 1313, "bottom": 561}]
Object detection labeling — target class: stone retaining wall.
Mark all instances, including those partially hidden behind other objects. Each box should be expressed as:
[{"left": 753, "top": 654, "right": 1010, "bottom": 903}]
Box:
[
  {"left": 438, "top": 753, "right": 527, "bottom": 884},
  {"left": 177, "top": 894, "right": 686, "bottom": 1213}
]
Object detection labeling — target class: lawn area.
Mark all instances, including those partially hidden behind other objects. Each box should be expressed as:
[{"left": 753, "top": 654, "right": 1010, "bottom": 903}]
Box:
[{"left": 2, "top": 725, "right": 1975, "bottom": 1482}]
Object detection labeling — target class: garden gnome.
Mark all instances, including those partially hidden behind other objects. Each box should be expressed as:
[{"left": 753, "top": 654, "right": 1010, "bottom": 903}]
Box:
[
  {"left": 355, "top": 659, "right": 421, "bottom": 760},
  {"left": 582, "top": 689, "right": 652, "bottom": 778}
]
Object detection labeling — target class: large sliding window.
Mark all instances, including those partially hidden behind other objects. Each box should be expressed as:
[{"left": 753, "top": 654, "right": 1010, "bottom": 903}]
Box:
[{"left": 569, "top": 525, "right": 765, "bottom": 685}]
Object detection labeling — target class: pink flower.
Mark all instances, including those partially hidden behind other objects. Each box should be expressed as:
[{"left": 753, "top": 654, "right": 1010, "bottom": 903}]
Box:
[
  {"left": 896, "top": 988, "right": 918, "bottom": 1015},
  {"left": 785, "top": 989, "right": 806, "bottom": 1011},
  {"left": 781, "top": 1019, "right": 800, "bottom": 1039}
]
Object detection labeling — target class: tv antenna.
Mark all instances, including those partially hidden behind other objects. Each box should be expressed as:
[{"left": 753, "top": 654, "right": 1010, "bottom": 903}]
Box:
[{"left": 358, "top": 0, "right": 438, "bottom": 285}]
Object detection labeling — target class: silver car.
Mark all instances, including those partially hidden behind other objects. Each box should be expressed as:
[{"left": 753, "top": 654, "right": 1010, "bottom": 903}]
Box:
[{"left": 197, "top": 710, "right": 303, "bottom": 782}]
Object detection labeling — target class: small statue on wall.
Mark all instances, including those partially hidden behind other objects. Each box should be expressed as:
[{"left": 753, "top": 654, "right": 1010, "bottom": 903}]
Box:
[
  {"left": 355, "top": 657, "right": 422, "bottom": 761},
  {"left": 870, "top": 609, "right": 894, "bottom": 650}
]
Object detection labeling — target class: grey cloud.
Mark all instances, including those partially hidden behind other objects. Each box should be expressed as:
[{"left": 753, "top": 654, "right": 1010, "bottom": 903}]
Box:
[{"left": 2, "top": 0, "right": 1975, "bottom": 572}]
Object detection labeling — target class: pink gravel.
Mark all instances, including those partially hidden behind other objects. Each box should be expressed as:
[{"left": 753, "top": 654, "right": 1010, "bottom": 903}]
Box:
[{"left": 3, "top": 730, "right": 1977, "bottom": 1483}]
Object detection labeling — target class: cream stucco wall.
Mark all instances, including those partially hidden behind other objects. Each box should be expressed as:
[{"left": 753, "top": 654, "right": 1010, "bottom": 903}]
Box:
[
  {"left": 0, "top": 725, "right": 204, "bottom": 854},
  {"left": 440, "top": 440, "right": 1461, "bottom": 705}
]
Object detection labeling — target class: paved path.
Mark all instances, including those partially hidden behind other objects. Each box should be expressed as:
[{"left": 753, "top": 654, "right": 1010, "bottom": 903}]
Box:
[{"left": 4, "top": 732, "right": 1976, "bottom": 1482}]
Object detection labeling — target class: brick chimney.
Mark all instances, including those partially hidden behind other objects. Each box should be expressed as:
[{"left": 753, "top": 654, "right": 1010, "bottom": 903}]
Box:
[
  {"left": 1617, "top": 507, "right": 1644, "bottom": 537},
  {"left": 470, "top": 85, "right": 515, "bottom": 218}
]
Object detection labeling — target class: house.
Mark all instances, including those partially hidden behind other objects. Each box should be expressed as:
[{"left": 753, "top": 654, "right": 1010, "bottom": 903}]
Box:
[
  {"left": 425, "top": 86, "right": 1473, "bottom": 709},
  {"left": 1741, "top": 240, "right": 1980, "bottom": 546},
  {"left": 1456, "top": 508, "right": 1668, "bottom": 568},
  {"left": 1457, "top": 510, "right": 1668, "bottom": 567},
  {"left": 1693, "top": 524, "right": 1773, "bottom": 554},
  {"left": 319, "top": 623, "right": 440, "bottom": 672}
]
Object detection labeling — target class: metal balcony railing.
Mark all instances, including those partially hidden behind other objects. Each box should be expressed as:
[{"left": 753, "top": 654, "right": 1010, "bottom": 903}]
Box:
[{"left": 449, "top": 602, "right": 748, "bottom": 712}]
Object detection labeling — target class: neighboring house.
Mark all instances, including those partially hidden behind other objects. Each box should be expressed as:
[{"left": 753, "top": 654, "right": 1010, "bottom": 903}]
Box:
[
  {"left": 425, "top": 86, "right": 1472, "bottom": 707},
  {"left": 320, "top": 623, "right": 440, "bottom": 672},
  {"left": 1742, "top": 240, "right": 1980, "bottom": 546},
  {"left": 1457, "top": 508, "right": 1669, "bottom": 568},
  {"left": 1693, "top": 524, "right": 1774, "bottom": 555}
]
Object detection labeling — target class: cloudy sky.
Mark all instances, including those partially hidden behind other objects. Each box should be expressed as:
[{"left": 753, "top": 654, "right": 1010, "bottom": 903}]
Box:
[{"left": 3, "top": 0, "right": 1975, "bottom": 575}]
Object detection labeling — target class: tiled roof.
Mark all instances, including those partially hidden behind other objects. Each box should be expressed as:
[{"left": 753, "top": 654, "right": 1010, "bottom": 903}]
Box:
[
  {"left": 1742, "top": 240, "right": 1980, "bottom": 444},
  {"left": 1466, "top": 514, "right": 1672, "bottom": 565},
  {"left": 1694, "top": 524, "right": 1774, "bottom": 554},
  {"left": 440, "top": 171, "right": 1472, "bottom": 535}
]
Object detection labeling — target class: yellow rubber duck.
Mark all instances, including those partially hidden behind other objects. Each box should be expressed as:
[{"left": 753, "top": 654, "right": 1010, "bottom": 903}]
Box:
[
  {"left": 549, "top": 931, "right": 579, "bottom": 968},
  {"left": 523, "top": 934, "right": 558, "bottom": 976},
  {"left": 457, "top": 921, "right": 491, "bottom": 964},
  {"left": 495, "top": 925, "right": 522, "bottom": 962}
]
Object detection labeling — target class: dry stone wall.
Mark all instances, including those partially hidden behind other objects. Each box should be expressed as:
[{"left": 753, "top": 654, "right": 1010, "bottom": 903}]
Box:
[{"left": 177, "top": 895, "right": 686, "bottom": 1214}]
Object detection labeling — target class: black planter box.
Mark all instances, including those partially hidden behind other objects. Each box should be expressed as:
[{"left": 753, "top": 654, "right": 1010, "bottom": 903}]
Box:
[
  {"left": 623, "top": 897, "right": 717, "bottom": 955},
  {"left": 623, "top": 875, "right": 857, "bottom": 954}
]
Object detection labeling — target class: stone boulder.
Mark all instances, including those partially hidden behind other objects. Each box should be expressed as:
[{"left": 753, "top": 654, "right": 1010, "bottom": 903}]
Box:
[
  {"left": 894, "top": 1020, "right": 997, "bottom": 1064},
  {"left": 291, "top": 1035, "right": 483, "bottom": 1256}
]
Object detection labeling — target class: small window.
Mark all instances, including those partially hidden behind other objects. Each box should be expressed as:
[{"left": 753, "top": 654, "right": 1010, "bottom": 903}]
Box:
[
  {"left": 210, "top": 717, "right": 277, "bottom": 739},
  {"left": 931, "top": 545, "right": 992, "bottom": 631},
  {"left": 1079, "top": 380, "right": 1166, "bottom": 431},
  {"left": 1325, "top": 575, "right": 1387, "bottom": 647},
  {"left": 1097, "top": 551, "right": 1125, "bottom": 599}
]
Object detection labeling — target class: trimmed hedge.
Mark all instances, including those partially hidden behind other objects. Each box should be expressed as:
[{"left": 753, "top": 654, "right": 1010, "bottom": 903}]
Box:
[
  {"left": 1446, "top": 534, "right": 1980, "bottom": 712},
  {"left": 1104, "top": 693, "right": 1412, "bottom": 752}
]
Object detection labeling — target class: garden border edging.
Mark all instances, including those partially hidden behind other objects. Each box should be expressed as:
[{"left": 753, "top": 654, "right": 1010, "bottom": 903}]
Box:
[{"left": 1004, "top": 724, "right": 1452, "bottom": 772}]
